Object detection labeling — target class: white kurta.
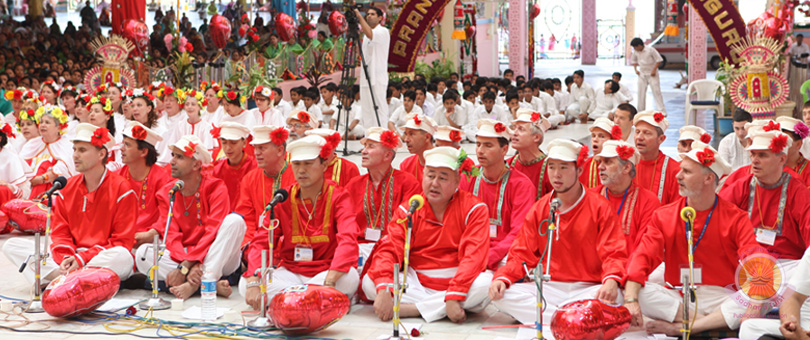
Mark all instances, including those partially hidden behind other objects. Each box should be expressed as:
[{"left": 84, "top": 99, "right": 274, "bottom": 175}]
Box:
[
  {"left": 358, "top": 25, "right": 391, "bottom": 128},
  {"left": 158, "top": 119, "right": 215, "bottom": 166},
  {"left": 718, "top": 132, "right": 751, "bottom": 171},
  {"left": 18, "top": 135, "right": 76, "bottom": 180},
  {"left": 0, "top": 146, "right": 33, "bottom": 199}
]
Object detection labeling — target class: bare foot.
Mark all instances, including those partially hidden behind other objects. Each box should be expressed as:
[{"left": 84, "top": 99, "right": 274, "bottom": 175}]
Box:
[
  {"left": 216, "top": 280, "right": 232, "bottom": 297},
  {"left": 170, "top": 282, "right": 198, "bottom": 300},
  {"left": 645, "top": 320, "right": 682, "bottom": 336}
]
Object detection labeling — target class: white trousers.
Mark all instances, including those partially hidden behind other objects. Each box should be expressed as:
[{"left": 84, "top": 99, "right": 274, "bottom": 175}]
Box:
[
  {"left": 238, "top": 266, "right": 359, "bottom": 299},
  {"left": 492, "top": 281, "right": 615, "bottom": 325},
  {"left": 546, "top": 114, "right": 565, "bottom": 128},
  {"left": 637, "top": 72, "right": 665, "bottom": 112},
  {"left": 135, "top": 214, "right": 245, "bottom": 280},
  {"left": 739, "top": 259, "right": 810, "bottom": 339},
  {"left": 638, "top": 282, "right": 745, "bottom": 330},
  {"left": 362, "top": 269, "right": 493, "bottom": 323},
  {"left": 360, "top": 85, "right": 389, "bottom": 129},
  {"left": 3, "top": 237, "right": 134, "bottom": 283},
  {"left": 565, "top": 96, "right": 593, "bottom": 120}
]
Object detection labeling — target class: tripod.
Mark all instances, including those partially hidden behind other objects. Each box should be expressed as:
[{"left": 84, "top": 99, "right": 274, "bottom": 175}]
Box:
[{"left": 333, "top": 4, "right": 382, "bottom": 156}]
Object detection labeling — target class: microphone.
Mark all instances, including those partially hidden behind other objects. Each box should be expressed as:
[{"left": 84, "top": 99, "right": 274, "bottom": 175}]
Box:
[
  {"left": 406, "top": 195, "right": 425, "bottom": 215},
  {"left": 680, "top": 207, "right": 696, "bottom": 223},
  {"left": 549, "top": 198, "right": 561, "bottom": 219},
  {"left": 43, "top": 176, "right": 68, "bottom": 198},
  {"left": 168, "top": 180, "right": 184, "bottom": 196},
  {"left": 263, "top": 189, "right": 289, "bottom": 211}
]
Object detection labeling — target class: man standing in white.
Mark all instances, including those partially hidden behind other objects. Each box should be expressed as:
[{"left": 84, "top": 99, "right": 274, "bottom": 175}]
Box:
[
  {"left": 355, "top": 5, "right": 390, "bottom": 129},
  {"left": 789, "top": 34, "right": 810, "bottom": 63},
  {"left": 630, "top": 38, "right": 666, "bottom": 113},
  {"left": 565, "top": 70, "right": 596, "bottom": 123}
]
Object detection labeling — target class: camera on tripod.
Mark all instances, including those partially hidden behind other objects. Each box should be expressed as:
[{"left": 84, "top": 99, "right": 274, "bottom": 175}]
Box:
[{"left": 342, "top": 1, "right": 364, "bottom": 24}]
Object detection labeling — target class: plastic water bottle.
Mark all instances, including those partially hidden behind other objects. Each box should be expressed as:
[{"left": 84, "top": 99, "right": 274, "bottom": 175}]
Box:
[{"left": 200, "top": 268, "right": 217, "bottom": 321}]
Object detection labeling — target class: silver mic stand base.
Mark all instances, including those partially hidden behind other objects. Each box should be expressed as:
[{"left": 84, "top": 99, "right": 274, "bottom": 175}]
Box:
[
  {"left": 247, "top": 316, "right": 273, "bottom": 329},
  {"left": 139, "top": 297, "right": 171, "bottom": 310},
  {"left": 24, "top": 300, "right": 45, "bottom": 313}
]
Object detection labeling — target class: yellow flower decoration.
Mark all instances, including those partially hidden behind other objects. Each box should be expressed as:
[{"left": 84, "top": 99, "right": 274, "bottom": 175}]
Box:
[
  {"left": 86, "top": 95, "right": 114, "bottom": 115},
  {"left": 34, "top": 105, "right": 69, "bottom": 134},
  {"left": 182, "top": 88, "right": 207, "bottom": 108},
  {"left": 175, "top": 88, "right": 188, "bottom": 105}
]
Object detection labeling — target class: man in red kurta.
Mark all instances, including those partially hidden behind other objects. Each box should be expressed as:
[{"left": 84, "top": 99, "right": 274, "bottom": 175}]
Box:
[
  {"left": 580, "top": 117, "right": 622, "bottom": 188},
  {"left": 117, "top": 121, "right": 173, "bottom": 248},
  {"left": 210, "top": 122, "right": 257, "bottom": 210},
  {"left": 489, "top": 139, "right": 627, "bottom": 325},
  {"left": 719, "top": 129, "right": 810, "bottom": 262},
  {"left": 234, "top": 125, "right": 297, "bottom": 250},
  {"left": 3, "top": 124, "right": 136, "bottom": 283},
  {"left": 633, "top": 110, "right": 680, "bottom": 204},
  {"left": 399, "top": 113, "right": 438, "bottom": 184},
  {"left": 507, "top": 111, "right": 552, "bottom": 200},
  {"left": 624, "top": 142, "right": 763, "bottom": 335},
  {"left": 241, "top": 134, "right": 360, "bottom": 310},
  {"left": 363, "top": 146, "right": 491, "bottom": 323},
  {"left": 344, "top": 127, "right": 419, "bottom": 265},
  {"left": 592, "top": 140, "right": 660, "bottom": 255},
  {"left": 777, "top": 116, "right": 810, "bottom": 187},
  {"left": 459, "top": 119, "right": 533, "bottom": 270},
  {"left": 135, "top": 135, "right": 245, "bottom": 300},
  {"left": 304, "top": 128, "right": 359, "bottom": 187}
]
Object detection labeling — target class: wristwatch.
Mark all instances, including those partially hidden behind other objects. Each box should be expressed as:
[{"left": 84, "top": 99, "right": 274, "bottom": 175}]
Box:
[{"left": 177, "top": 264, "right": 189, "bottom": 275}]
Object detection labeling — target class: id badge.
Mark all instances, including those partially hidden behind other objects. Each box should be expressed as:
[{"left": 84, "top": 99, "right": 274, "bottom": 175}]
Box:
[
  {"left": 489, "top": 224, "right": 498, "bottom": 238},
  {"left": 294, "top": 245, "right": 313, "bottom": 262},
  {"left": 755, "top": 228, "right": 777, "bottom": 246},
  {"left": 679, "top": 265, "right": 702, "bottom": 285},
  {"left": 365, "top": 228, "right": 381, "bottom": 242}
]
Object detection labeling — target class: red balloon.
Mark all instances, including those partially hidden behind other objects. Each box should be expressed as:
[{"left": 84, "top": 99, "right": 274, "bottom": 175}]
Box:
[
  {"left": 122, "top": 19, "right": 149, "bottom": 56},
  {"left": 275, "top": 13, "right": 296, "bottom": 42},
  {"left": 2, "top": 199, "right": 47, "bottom": 234},
  {"left": 465, "top": 25, "right": 476, "bottom": 38},
  {"left": 42, "top": 267, "right": 121, "bottom": 318},
  {"left": 328, "top": 11, "right": 347, "bottom": 36},
  {"left": 531, "top": 3, "right": 541, "bottom": 20},
  {"left": 550, "top": 299, "right": 631, "bottom": 340},
  {"left": 267, "top": 284, "right": 350, "bottom": 335},
  {"left": 210, "top": 14, "right": 232, "bottom": 50}
]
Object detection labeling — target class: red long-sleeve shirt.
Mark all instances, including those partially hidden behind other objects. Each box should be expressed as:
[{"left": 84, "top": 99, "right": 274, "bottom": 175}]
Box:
[
  {"left": 459, "top": 167, "right": 534, "bottom": 270},
  {"left": 245, "top": 181, "right": 360, "bottom": 277},
  {"left": 494, "top": 186, "right": 627, "bottom": 286},
  {"left": 368, "top": 190, "right": 490, "bottom": 301},
  {"left": 50, "top": 171, "right": 138, "bottom": 266},
  {"left": 635, "top": 151, "right": 681, "bottom": 205},
  {"left": 592, "top": 183, "right": 661, "bottom": 255},
  {"left": 344, "top": 168, "right": 421, "bottom": 238},
  {"left": 154, "top": 175, "right": 231, "bottom": 263},
  {"left": 324, "top": 156, "right": 360, "bottom": 187},
  {"left": 116, "top": 165, "right": 173, "bottom": 234},
  {"left": 506, "top": 154, "right": 552, "bottom": 200},
  {"left": 234, "top": 165, "right": 297, "bottom": 248},
  {"left": 211, "top": 154, "right": 257, "bottom": 211},
  {"left": 625, "top": 196, "right": 763, "bottom": 287},
  {"left": 399, "top": 154, "right": 425, "bottom": 184},
  {"left": 579, "top": 157, "right": 601, "bottom": 188}
]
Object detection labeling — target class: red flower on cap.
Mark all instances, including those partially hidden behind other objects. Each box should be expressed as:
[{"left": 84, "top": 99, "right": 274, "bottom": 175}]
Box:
[
  {"left": 27, "top": 109, "right": 34, "bottom": 117},
  {"left": 413, "top": 115, "right": 422, "bottom": 125},
  {"left": 254, "top": 85, "right": 264, "bottom": 95},
  {"left": 494, "top": 122, "right": 506, "bottom": 133},
  {"left": 610, "top": 125, "right": 623, "bottom": 140},
  {"left": 131, "top": 125, "right": 148, "bottom": 140},
  {"left": 530, "top": 112, "right": 541, "bottom": 122},
  {"left": 380, "top": 130, "right": 400, "bottom": 149},
  {"left": 653, "top": 112, "right": 665, "bottom": 123},
  {"left": 763, "top": 120, "right": 781, "bottom": 132},
  {"left": 696, "top": 147, "right": 715, "bottom": 167},
  {"left": 326, "top": 132, "right": 341, "bottom": 148},
  {"left": 297, "top": 112, "right": 311, "bottom": 124},
  {"left": 183, "top": 141, "right": 198, "bottom": 157},
  {"left": 449, "top": 130, "right": 462, "bottom": 142},
  {"left": 700, "top": 133, "right": 711, "bottom": 144},
  {"left": 185, "top": 42, "right": 194, "bottom": 53},
  {"left": 210, "top": 125, "right": 222, "bottom": 139},
  {"left": 616, "top": 145, "right": 635, "bottom": 161},
  {"left": 576, "top": 144, "right": 589, "bottom": 168},
  {"left": 164, "top": 87, "right": 175, "bottom": 96},
  {"left": 1, "top": 123, "right": 15, "bottom": 138},
  {"left": 91, "top": 127, "right": 110, "bottom": 148},
  {"left": 769, "top": 134, "right": 788, "bottom": 153},
  {"left": 270, "top": 127, "right": 289, "bottom": 145},
  {"left": 319, "top": 144, "right": 334, "bottom": 159},
  {"left": 226, "top": 91, "right": 238, "bottom": 101}
]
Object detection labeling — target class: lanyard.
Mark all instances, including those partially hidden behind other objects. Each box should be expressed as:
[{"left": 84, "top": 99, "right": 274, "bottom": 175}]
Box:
[
  {"left": 603, "top": 185, "right": 638, "bottom": 235},
  {"left": 509, "top": 154, "right": 547, "bottom": 200},
  {"left": 686, "top": 196, "right": 717, "bottom": 252},
  {"left": 473, "top": 169, "right": 510, "bottom": 226},
  {"left": 363, "top": 168, "right": 394, "bottom": 229},
  {"left": 605, "top": 187, "right": 630, "bottom": 215},
  {"left": 261, "top": 161, "right": 289, "bottom": 208},
  {"left": 748, "top": 173, "right": 789, "bottom": 235}
]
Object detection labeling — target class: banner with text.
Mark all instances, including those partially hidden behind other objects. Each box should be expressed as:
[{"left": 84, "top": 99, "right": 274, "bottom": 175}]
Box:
[
  {"left": 687, "top": 0, "right": 746, "bottom": 65},
  {"left": 388, "top": 0, "right": 452, "bottom": 73}
]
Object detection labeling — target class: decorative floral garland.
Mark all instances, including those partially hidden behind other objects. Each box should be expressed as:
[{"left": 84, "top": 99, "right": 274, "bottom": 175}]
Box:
[{"left": 34, "top": 105, "right": 69, "bottom": 134}]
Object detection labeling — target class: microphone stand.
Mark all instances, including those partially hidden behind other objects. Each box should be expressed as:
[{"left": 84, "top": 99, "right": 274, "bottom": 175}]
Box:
[
  {"left": 248, "top": 206, "right": 277, "bottom": 330},
  {"left": 23, "top": 191, "right": 57, "bottom": 313},
  {"left": 139, "top": 189, "right": 178, "bottom": 310},
  {"left": 668, "top": 207, "right": 697, "bottom": 340},
  {"left": 387, "top": 208, "right": 415, "bottom": 340}
]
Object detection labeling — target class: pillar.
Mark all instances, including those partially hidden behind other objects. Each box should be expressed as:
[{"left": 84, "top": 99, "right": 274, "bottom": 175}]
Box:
[
  {"left": 441, "top": 1, "right": 458, "bottom": 71},
  {"left": 625, "top": 1, "right": 635, "bottom": 66},
  {"left": 581, "top": 0, "right": 597, "bottom": 65},
  {"left": 476, "top": 4, "right": 499, "bottom": 77},
  {"left": 687, "top": 3, "right": 707, "bottom": 84},
  {"left": 508, "top": 0, "right": 527, "bottom": 77}
]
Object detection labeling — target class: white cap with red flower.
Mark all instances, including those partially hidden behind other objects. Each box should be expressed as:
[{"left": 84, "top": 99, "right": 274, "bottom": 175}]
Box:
[
  {"left": 286, "top": 110, "right": 319, "bottom": 129},
  {"left": 476, "top": 118, "right": 512, "bottom": 139},
  {"left": 171, "top": 135, "right": 213, "bottom": 164},
  {"left": 361, "top": 127, "right": 402, "bottom": 150},
  {"left": 744, "top": 120, "right": 770, "bottom": 139},
  {"left": 682, "top": 141, "right": 732, "bottom": 177},
  {"left": 775, "top": 116, "right": 810, "bottom": 139},
  {"left": 71, "top": 123, "right": 116, "bottom": 150},
  {"left": 589, "top": 117, "right": 621, "bottom": 140},
  {"left": 403, "top": 113, "right": 437, "bottom": 135},
  {"left": 435, "top": 126, "right": 465, "bottom": 143},
  {"left": 678, "top": 125, "right": 711, "bottom": 143},
  {"left": 597, "top": 140, "right": 640, "bottom": 165},
  {"left": 423, "top": 146, "right": 462, "bottom": 171},
  {"left": 512, "top": 108, "right": 551, "bottom": 133},
  {"left": 123, "top": 121, "right": 163, "bottom": 147},
  {"left": 747, "top": 130, "right": 792, "bottom": 155},
  {"left": 548, "top": 139, "right": 589, "bottom": 167},
  {"left": 216, "top": 122, "right": 251, "bottom": 140},
  {"left": 633, "top": 110, "right": 669, "bottom": 132},
  {"left": 287, "top": 135, "right": 329, "bottom": 162},
  {"left": 251, "top": 125, "right": 290, "bottom": 146}
]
